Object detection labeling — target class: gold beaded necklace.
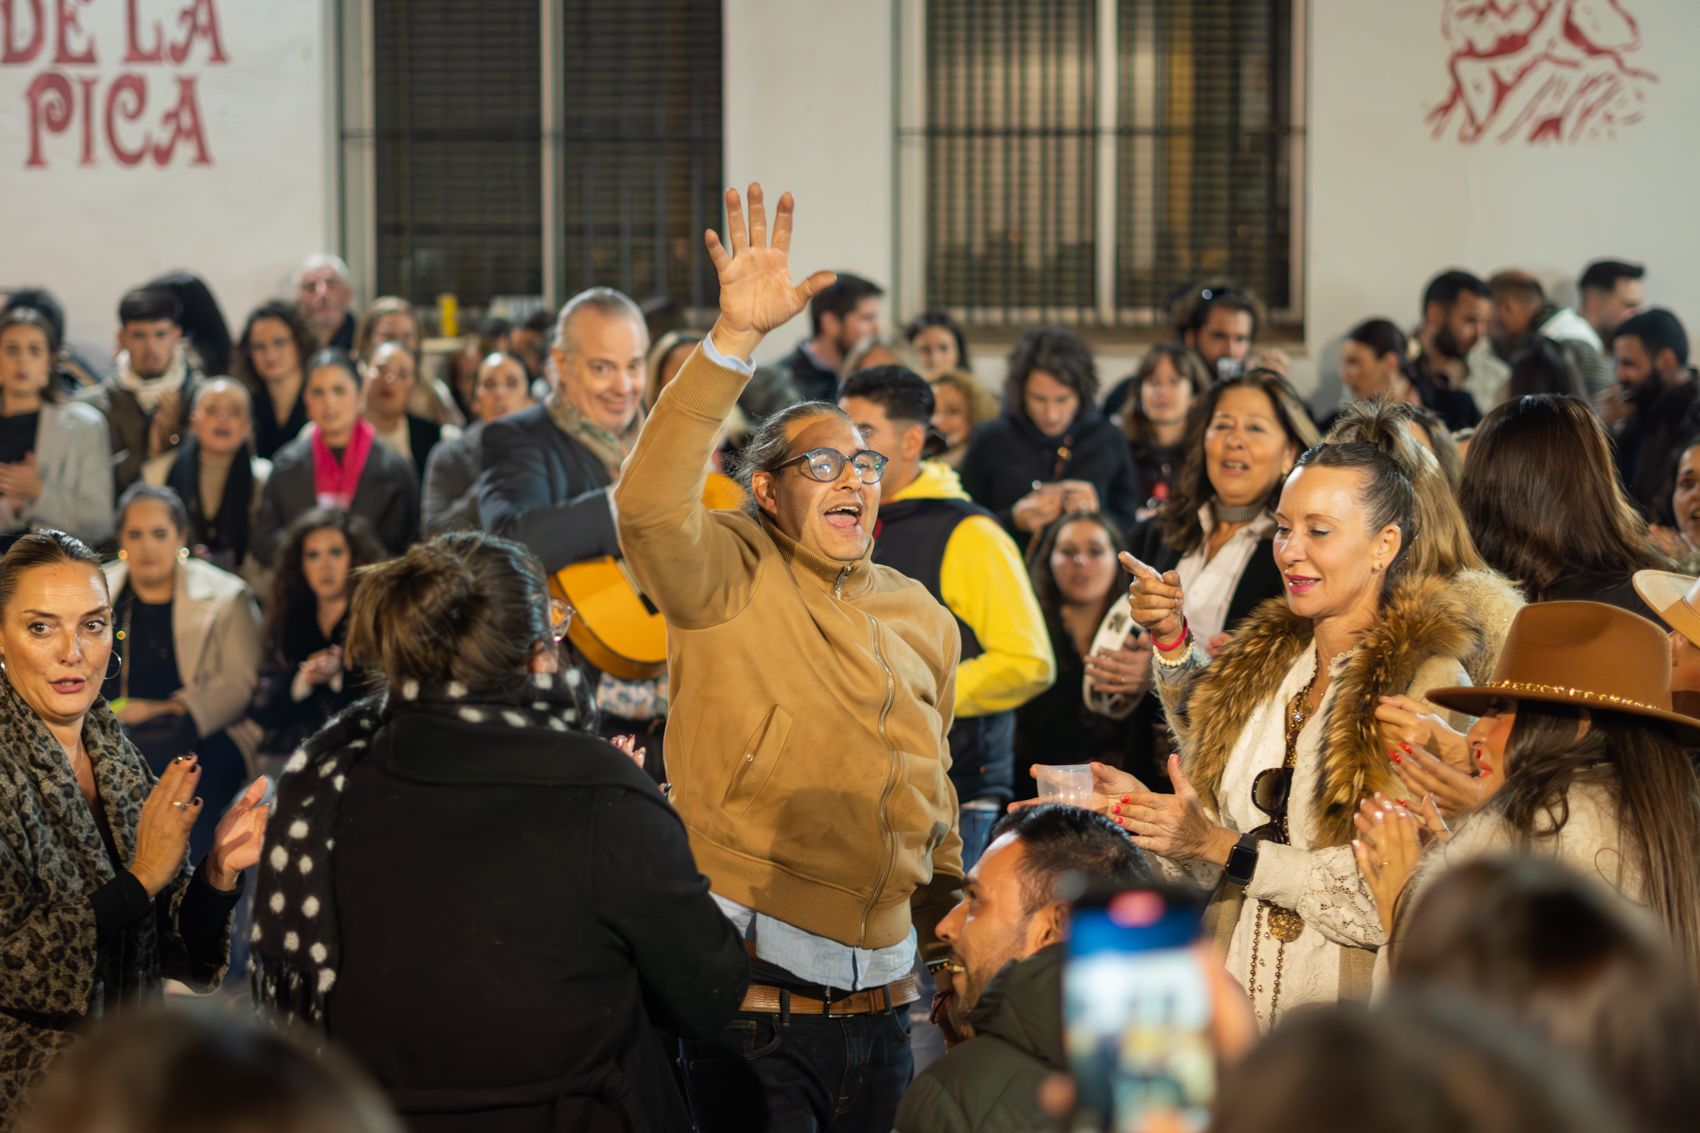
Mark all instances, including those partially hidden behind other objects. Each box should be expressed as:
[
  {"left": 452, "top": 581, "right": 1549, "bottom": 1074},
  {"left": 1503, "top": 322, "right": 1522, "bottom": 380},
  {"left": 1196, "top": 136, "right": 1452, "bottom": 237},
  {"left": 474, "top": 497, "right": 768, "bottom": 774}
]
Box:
[{"left": 1246, "top": 663, "right": 1321, "bottom": 1022}]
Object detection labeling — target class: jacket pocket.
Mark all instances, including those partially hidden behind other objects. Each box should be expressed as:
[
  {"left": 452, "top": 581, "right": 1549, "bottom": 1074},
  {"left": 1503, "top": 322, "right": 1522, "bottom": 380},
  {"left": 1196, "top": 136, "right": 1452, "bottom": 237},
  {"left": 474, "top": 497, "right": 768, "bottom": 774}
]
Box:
[{"left": 722, "top": 705, "right": 794, "bottom": 817}]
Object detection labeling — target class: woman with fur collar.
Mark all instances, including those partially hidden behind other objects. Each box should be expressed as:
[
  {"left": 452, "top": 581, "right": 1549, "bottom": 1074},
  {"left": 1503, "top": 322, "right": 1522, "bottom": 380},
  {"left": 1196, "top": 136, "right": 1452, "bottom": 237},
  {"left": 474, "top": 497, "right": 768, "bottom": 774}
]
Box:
[{"left": 1103, "top": 441, "right": 1483, "bottom": 1026}]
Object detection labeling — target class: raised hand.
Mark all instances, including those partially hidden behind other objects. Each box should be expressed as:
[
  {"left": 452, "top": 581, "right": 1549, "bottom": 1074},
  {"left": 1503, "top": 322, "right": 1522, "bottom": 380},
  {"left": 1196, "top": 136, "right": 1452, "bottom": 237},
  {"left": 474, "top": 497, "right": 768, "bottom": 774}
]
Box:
[
  {"left": 130, "top": 754, "right": 201, "bottom": 897},
  {"left": 206, "top": 776, "right": 270, "bottom": 891},
  {"left": 1119, "top": 552, "right": 1185, "bottom": 645},
  {"left": 705, "top": 184, "right": 837, "bottom": 360}
]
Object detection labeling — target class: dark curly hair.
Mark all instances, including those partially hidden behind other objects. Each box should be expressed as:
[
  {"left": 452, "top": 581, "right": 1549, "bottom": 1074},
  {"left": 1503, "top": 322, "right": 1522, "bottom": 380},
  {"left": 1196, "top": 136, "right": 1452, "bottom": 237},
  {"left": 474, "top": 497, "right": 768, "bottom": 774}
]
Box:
[
  {"left": 1003, "top": 327, "right": 1099, "bottom": 419},
  {"left": 263, "top": 509, "right": 387, "bottom": 664},
  {"left": 233, "top": 301, "right": 316, "bottom": 391}
]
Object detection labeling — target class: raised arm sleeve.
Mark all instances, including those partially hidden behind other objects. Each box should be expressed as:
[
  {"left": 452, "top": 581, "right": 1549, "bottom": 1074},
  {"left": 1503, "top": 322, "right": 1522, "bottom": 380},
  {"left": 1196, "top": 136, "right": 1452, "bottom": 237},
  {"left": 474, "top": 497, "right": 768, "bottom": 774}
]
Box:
[{"left": 614, "top": 347, "right": 765, "bottom": 628}]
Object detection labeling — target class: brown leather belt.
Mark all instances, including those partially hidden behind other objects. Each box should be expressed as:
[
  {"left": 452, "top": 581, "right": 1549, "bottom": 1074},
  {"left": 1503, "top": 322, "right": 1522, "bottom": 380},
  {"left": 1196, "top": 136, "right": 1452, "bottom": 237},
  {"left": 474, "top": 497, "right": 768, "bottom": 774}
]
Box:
[{"left": 738, "top": 974, "right": 922, "bottom": 1017}]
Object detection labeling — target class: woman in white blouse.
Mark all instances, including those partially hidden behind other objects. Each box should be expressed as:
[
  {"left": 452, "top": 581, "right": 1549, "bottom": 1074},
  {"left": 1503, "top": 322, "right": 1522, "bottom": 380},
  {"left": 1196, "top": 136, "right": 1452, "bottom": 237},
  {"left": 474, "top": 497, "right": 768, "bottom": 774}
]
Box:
[
  {"left": 1086, "top": 370, "right": 1319, "bottom": 720},
  {"left": 1090, "top": 440, "right": 1482, "bottom": 1027}
]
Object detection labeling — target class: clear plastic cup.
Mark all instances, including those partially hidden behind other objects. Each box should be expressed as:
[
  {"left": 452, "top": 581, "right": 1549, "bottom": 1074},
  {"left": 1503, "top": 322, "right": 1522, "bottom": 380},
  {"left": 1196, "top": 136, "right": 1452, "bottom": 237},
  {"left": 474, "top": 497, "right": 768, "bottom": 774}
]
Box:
[{"left": 1034, "top": 764, "right": 1094, "bottom": 806}]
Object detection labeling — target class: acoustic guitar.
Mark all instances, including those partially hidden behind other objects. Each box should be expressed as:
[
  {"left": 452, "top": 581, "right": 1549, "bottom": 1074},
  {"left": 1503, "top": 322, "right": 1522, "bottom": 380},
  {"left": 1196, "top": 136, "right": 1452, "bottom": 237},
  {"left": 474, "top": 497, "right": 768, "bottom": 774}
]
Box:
[{"left": 552, "top": 471, "right": 744, "bottom": 681}]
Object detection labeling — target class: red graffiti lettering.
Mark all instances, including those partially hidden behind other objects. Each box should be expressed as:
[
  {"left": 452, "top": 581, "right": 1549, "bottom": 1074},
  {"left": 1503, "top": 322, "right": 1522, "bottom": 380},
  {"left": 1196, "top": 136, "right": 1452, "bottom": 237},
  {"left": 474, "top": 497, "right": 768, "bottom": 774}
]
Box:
[
  {"left": 105, "top": 73, "right": 147, "bottom": 166},
  {"left": 169, "top": 0, "right": 224, "bottom": 64},
  {"left": 2, "top": 0, "right": 44, "bottom": 63},
  {"left": 123, "top": 0, "right": 162, "bottom": 62},
  {"left": 151, "top": 74, "right": 209, "bottom": 164},
  {"left": 51, "top": 0, "right": 92, "bottom": 63},
  {"left": 23, "top": 70, "right": 72, "bottom": 167}
]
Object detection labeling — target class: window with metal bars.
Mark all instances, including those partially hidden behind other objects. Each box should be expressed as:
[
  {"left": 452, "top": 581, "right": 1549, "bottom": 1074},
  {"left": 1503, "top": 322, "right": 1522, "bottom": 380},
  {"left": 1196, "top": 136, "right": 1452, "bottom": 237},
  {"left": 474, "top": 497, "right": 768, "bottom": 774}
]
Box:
[
  {"left": 913, "top": 0, "right": 1303, "bottom": 332},
  {"left": 558, "top": 0, "right": 723, "bottom": 311},
  {"left": 368, "top": 1, "right": 722, "bottom": 314},
  {"left": 372, "top": 1, "right": 544, "bottom": 308}
]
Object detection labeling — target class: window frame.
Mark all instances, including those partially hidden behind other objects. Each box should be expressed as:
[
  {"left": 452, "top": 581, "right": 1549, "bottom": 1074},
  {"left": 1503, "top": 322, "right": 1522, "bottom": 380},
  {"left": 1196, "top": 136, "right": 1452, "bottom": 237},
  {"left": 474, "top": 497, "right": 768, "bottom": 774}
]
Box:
[
  {"left": 337, "top": 0, "right": 722, "bottom": 319},
  {"left": 894, "top": 0, "right": 1307, "bottom": 338}
]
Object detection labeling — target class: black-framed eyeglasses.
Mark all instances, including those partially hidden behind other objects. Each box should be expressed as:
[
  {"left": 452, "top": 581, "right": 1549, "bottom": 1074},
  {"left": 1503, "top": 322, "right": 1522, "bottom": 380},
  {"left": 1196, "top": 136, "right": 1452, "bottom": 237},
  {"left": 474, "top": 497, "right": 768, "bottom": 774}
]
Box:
[
  {"left": 776, "top": 447, "right": 888, "bottom": 485},
  {"left": 1249, "top": 766, "right": 1293, "bottom": 844}
]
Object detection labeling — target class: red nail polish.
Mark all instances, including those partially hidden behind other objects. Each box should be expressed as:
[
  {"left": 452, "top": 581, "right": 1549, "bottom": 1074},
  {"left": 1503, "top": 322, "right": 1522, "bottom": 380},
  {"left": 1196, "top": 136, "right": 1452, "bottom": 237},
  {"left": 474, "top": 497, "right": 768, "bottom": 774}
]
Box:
[
  {"left": 1390, "top": 752, "right": 1403, "bottom": 764},
  {"left": 1114, "top": 817, "right": 1125, "bottom": 826},
  {"left": 1120, "top": 795, "right": 1130, "bottom": 803},
  {"left": 1112, "top": 805, "right": 1122, "bottom": 815},
  {"left": 1394, "top": 799, "right": 1411, "bottom": 808},
  {"left": 1398, "top": 741, "right": 1412, "bottom": 754}
]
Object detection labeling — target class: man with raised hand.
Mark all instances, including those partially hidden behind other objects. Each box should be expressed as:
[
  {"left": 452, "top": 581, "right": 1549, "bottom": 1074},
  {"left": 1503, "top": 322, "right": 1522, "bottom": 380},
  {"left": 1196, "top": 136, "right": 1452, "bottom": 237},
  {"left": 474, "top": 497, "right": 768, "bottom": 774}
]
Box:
[{"left": 616, "top": 185, "right": 964, "bottom": 1132}]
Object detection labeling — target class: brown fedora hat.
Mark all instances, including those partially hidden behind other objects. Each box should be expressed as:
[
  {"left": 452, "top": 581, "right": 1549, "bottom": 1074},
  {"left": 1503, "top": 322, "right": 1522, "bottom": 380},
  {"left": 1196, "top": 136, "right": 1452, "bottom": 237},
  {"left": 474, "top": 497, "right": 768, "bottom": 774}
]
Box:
[
  {"left": 1634, "top": 570, "right": 1700, "bottom": 648},
  {"left": 1427, "top": 601, "right": 1700, "bottom": 741}
]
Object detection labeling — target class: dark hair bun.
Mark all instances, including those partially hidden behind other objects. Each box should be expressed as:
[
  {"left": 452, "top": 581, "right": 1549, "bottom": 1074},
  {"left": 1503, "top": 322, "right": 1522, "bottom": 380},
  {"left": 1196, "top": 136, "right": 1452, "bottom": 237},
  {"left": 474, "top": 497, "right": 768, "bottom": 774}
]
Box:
[{"left": 344, "top": 531, "right": 554, "bottom": 694}]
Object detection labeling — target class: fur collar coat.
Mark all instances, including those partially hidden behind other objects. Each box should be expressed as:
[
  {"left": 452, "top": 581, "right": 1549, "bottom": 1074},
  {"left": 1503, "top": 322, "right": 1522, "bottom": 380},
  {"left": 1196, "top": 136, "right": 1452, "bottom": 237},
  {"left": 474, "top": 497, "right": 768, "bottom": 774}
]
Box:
[{"left": 1167, "top": 573, "right": 1487, "bottom": 849}]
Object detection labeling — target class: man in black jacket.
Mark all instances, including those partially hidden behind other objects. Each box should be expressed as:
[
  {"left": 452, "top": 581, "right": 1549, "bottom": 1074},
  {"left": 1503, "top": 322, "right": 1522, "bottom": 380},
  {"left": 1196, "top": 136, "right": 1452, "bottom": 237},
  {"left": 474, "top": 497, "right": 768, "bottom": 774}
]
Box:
[
  {"left": 1611, "top": 308, "right": 1698, "bottom": 524},
  {"left": 478, "top": 287, "right": 645, "bottom": 573},
  {"left": 895, "top": 805, "right": 1150, "bottom": 1133},
  {"left": 476, "top": 287, "right": 663, "bottom": 763},
  {"left": 782, "top": 273, "right": 883, "bottom": 403}
]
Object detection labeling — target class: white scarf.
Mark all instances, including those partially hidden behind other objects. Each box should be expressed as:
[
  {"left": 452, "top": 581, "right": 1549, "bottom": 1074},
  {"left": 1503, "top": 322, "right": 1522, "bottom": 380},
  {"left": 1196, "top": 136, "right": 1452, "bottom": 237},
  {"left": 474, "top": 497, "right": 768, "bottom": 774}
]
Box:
[{"left": 113, "top": 345, "right": 189, "bottom": 412}]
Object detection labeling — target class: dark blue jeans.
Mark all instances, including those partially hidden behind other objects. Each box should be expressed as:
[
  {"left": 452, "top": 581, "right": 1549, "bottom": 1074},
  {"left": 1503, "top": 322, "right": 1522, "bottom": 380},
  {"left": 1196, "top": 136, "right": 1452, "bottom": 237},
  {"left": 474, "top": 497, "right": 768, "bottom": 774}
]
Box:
[
  {"left": 680, "top": 1006, "right": 913, "bottom": 1132},
  {"left": 958, "top": 803, "right": 1004, "bottom": 875}
]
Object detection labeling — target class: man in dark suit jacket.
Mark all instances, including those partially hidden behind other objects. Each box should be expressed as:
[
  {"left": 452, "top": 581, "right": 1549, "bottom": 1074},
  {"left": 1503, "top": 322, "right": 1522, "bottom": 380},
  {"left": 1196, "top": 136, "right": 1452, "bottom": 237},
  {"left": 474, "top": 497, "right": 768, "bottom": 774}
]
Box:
[
  {"left": 477, "top": 287, "right": 661, "bottom": 772},
  {"left": 476, "top": 288, "right": 648, "bottom": 574},
  {"left": 780, "top": 272, "right": 884, "bottom": 403}
]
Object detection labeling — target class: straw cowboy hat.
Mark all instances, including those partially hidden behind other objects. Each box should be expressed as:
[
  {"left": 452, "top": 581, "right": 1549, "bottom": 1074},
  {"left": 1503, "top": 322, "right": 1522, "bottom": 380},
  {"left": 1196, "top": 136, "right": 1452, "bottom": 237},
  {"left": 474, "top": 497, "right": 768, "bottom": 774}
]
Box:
[
  {"left": 1634, "top": 569, "right": 1700, "bottom": 648},
  {"left": 1426, "top": 600, "right": 1700, "bottom": 742}
]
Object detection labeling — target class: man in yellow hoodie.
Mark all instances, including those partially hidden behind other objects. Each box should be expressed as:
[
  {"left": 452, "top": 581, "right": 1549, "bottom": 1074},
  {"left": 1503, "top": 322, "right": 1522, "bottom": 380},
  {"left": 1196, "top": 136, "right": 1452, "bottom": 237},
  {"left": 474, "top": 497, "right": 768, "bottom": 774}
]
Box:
[
  {"left": 616, "top": 185, "right": 963, "bottom": 1132},
  {"left": 841, "top": 366, "right": 1055, "bottom": 869}
]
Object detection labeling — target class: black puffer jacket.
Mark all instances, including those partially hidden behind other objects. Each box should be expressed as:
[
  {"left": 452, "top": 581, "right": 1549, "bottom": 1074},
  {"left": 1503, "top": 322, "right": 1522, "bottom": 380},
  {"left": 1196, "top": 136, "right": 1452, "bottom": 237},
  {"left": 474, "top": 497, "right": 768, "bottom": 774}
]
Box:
[{"left": 959, "top": 411, "right": 1141, "bottom": 547}]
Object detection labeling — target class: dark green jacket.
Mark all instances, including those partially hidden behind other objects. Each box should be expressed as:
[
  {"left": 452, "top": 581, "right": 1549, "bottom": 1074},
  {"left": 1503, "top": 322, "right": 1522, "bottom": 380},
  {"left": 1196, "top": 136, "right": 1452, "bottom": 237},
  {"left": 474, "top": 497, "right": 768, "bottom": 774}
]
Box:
[{"left": 895, "top": 944, "right": 1064, "bottom": 1132}]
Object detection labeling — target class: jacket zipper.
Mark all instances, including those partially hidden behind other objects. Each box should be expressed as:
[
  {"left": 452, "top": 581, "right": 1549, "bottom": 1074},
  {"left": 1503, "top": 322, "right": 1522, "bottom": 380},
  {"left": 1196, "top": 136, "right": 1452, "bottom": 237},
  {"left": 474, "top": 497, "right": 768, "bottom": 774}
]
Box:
[
  {"left": 858, "top": 610, "right": 899, "bottom": 948},
  {"left": 834, "top": 564, "right": 853, "bottom": 599}
]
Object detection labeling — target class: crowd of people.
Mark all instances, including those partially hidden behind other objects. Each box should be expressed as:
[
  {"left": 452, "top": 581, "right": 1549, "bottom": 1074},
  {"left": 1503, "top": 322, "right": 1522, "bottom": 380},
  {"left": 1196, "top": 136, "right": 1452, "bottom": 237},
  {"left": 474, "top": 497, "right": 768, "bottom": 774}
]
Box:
[{"left": 0, "top": 182, "right": 1697, "bottom": 1133}]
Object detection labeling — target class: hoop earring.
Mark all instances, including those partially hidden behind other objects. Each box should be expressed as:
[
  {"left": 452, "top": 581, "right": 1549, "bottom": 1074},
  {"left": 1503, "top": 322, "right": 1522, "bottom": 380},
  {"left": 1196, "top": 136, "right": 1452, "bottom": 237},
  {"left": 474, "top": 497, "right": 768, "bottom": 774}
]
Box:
[
  {"left": 104, "top": 651, "right": 121, "bottom": 682},
  {"left": 177, "top": 546, "right": 190, "bottom": 563}
]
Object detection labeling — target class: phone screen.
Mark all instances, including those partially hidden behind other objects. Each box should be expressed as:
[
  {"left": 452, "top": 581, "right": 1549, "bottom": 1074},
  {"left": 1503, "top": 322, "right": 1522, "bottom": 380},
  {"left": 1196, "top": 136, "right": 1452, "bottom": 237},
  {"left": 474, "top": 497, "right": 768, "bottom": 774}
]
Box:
[{"left": 1064, "top": 886, "right": 1213, "bottom": 1133}]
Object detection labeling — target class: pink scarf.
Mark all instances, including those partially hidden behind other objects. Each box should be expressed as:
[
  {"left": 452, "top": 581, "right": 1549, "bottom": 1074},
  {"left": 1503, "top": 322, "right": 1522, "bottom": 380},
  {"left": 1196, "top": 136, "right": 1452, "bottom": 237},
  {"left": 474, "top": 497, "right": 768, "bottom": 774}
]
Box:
[{"left": 311, "top": 418, "right": 376, "bottom": 509}]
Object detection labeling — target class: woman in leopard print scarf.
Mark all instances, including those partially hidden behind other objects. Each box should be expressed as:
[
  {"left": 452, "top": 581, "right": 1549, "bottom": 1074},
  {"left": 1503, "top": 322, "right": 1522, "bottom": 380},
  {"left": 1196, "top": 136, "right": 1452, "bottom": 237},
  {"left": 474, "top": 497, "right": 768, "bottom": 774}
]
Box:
[{"left": 0, "top": 531, "right": 266, "bottom": 1127}]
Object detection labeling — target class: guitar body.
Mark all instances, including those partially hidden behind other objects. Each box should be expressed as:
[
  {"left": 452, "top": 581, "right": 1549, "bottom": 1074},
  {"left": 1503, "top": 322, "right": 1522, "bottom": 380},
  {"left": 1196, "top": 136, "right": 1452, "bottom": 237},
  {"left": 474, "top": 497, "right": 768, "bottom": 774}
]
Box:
[{"left": 552, "top": 471, "right": 743, "bottom": 682}]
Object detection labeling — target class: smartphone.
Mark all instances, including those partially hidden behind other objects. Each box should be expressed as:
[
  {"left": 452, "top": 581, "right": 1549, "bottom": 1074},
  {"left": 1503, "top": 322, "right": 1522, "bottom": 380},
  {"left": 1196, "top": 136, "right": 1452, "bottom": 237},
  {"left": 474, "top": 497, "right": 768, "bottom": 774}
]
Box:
[{"left": 1064, "top": 884, "right": 1213, "bottom": 1133}]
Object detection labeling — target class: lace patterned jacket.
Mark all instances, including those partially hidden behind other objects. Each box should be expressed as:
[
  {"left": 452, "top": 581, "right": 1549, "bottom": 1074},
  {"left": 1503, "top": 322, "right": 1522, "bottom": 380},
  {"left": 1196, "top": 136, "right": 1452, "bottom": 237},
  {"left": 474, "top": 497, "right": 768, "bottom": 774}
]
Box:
[{"left": 1151, "top": 574, "right": 1479, "bottom": 1027}]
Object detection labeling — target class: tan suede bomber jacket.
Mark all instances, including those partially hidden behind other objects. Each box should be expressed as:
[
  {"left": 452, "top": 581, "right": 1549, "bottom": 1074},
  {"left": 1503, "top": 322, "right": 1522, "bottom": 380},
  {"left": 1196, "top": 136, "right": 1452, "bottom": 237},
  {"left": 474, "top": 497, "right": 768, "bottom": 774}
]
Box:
[{"left": 615, "top": 347, "right": 965, "bottom": 960}]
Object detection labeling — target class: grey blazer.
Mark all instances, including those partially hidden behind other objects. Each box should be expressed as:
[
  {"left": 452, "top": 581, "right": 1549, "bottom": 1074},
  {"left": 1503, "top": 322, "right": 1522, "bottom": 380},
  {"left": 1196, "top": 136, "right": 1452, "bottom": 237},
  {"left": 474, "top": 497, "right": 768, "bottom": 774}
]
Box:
[
  {"left": 102, "top": 557, "right": 264, "bottom": 743},
  {"left": 421, "top": 422, "right": 485, "bottom": 535},
  {"left": 0, "top": 400, "right": 115, "bottom": 545}
]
